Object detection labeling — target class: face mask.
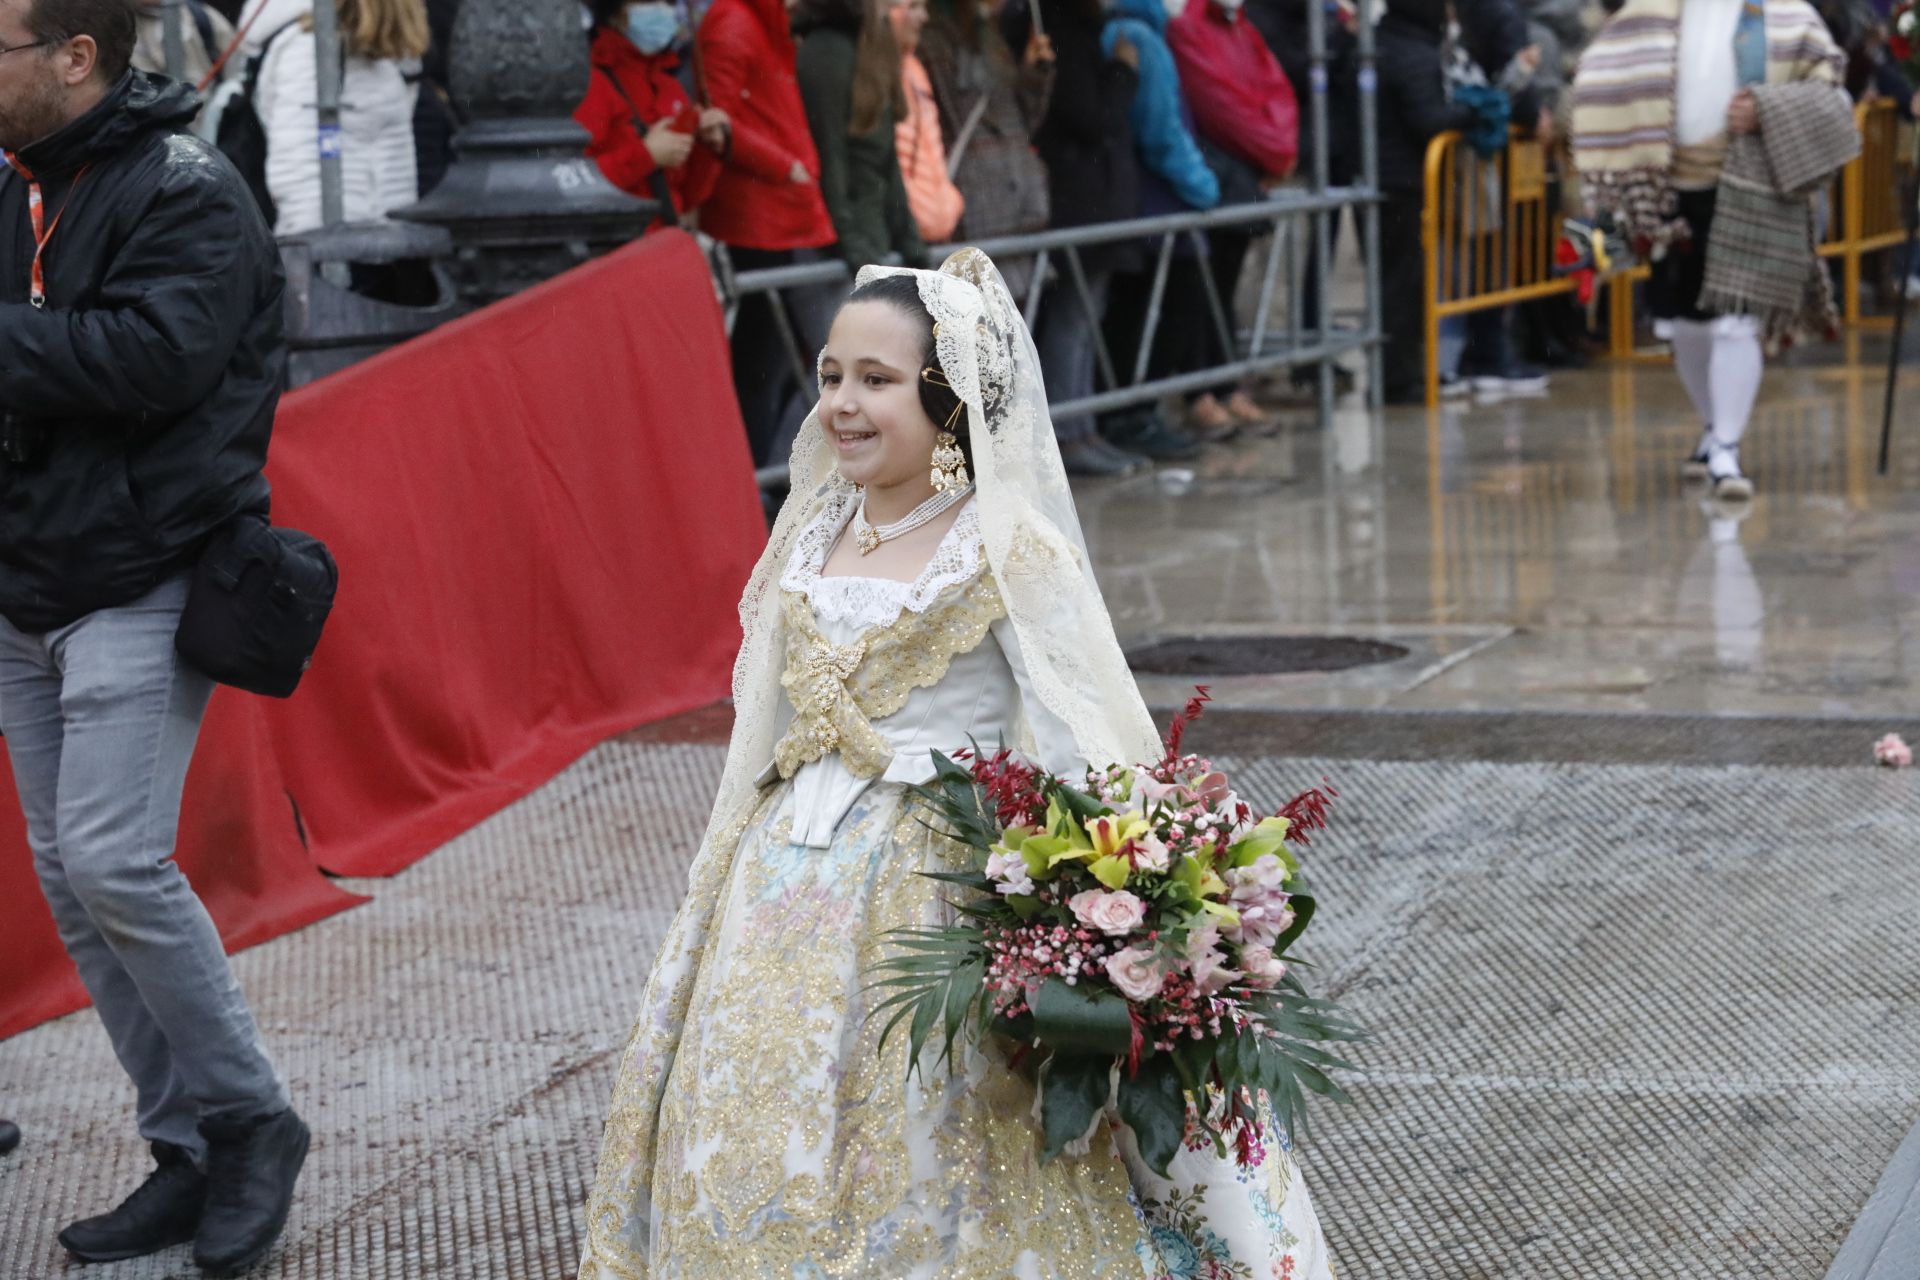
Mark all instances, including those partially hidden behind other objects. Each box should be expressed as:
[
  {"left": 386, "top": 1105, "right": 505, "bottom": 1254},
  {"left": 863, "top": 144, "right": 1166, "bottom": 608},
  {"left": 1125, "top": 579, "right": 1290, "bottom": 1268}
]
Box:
[{"left": 625, "top": 3, "right": 680, "bottom": 53}]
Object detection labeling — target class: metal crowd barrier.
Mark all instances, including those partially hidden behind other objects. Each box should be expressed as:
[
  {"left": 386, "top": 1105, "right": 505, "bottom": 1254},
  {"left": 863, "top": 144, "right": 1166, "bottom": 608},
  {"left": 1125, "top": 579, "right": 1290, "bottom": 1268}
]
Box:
[
  {"left": 1602, "top": 100, "right": 1904, "bottom": 358},
  {"left": 1420, "top": 128, "right": 1574, "bottom": 406},
  {"left": 716, "top": 192, "right": 1386, "bottom": 490}
]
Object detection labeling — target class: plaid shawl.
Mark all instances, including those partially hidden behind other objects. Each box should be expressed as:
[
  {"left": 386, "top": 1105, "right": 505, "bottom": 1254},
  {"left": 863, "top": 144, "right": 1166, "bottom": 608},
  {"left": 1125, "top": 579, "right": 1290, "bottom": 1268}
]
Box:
[
  {"left": 1571, "top": 0, "right": 1843, "bottom": 257},
  {"left": 1698, "top": 80, "right": 1860, "bottom": 340}
]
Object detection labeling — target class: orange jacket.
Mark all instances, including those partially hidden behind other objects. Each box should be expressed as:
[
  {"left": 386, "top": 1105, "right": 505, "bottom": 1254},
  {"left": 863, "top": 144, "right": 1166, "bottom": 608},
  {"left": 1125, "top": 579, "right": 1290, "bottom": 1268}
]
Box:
[{"left": 894, "top": 53, "right": 965, "bottom": 243}]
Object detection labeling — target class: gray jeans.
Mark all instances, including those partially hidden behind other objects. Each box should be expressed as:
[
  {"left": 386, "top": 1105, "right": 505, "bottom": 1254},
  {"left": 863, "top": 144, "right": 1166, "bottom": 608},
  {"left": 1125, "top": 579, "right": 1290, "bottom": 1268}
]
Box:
[
  {"left": 1035, "top": 266, "right": 1113, "bottom": 444},
  {"left": 0, "top": 577, "right": 286, "bottom": 1162}
]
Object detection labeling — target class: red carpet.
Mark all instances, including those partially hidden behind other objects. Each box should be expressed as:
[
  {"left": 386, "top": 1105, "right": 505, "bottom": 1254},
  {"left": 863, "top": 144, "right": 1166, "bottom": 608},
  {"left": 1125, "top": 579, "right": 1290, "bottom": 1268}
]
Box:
[{"left": 0, "top": 231, "right": 764, "bottom": 1038}]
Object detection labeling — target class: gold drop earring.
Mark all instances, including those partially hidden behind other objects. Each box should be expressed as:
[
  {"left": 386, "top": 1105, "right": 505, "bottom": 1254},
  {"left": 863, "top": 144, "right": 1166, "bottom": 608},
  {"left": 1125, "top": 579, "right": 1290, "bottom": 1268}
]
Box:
[{"left": 922, "top": 368, "right": 970, "bottom": 493}]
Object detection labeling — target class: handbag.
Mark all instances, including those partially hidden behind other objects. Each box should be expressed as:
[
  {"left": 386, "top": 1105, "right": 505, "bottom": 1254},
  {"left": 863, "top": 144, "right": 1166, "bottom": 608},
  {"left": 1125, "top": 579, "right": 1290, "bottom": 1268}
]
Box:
[{"left": 175, "top": 515, "right": 338, "bottom": 698}]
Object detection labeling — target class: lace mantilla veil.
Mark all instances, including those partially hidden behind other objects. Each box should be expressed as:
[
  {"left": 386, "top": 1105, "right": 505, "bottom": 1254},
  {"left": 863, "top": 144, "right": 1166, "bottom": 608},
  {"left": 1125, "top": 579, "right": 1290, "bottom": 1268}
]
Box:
[{"left": 700, "top": 248, "right": 1162, "bottom": 856}]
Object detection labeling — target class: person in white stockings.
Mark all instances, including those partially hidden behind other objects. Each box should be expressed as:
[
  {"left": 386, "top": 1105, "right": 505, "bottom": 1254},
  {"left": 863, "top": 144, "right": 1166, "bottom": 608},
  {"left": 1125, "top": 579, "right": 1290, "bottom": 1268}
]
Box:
[
  {"left": 1661, "top": 0, "right": 1762, "bottom": 500},
  {"left": 1572, "top": 0, "right": 1849, "bottom": 503}
]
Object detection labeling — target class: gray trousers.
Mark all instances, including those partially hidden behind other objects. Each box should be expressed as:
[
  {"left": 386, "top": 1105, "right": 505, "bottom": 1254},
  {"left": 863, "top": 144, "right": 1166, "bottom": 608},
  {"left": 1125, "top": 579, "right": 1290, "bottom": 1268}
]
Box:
[
  {"left": 0, "top": 577, "right": 286, "bottom": 1163},
  {"left": 1035, "top": 266, "right": 1113, "bottom": 444}
]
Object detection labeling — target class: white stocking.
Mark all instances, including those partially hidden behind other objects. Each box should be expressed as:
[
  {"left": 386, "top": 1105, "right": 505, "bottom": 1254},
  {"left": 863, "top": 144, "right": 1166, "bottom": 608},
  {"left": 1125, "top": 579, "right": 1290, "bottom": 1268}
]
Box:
[
  {"left": 1707, "top": 315, "right": 1763, "bottom": 449},
  {"left": 1669, "top": 319, "right": 1716, "bottom": 429}
]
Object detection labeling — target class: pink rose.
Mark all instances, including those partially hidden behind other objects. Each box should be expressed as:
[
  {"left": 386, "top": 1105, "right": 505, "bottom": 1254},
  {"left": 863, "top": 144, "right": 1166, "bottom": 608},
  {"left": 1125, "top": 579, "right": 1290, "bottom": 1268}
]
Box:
[
  {"left": 1068, "top": 888, "right": 1148, "bottom": 936},
  {"left": 1239, "top": 944, "right": 1288, "bottom": 989},
  {"left": 1875, "top": 733, "right": 1913, "bottom": 768},
  {"left": 1104, "top": 946, "right": 1168, "bottom": 1001}
]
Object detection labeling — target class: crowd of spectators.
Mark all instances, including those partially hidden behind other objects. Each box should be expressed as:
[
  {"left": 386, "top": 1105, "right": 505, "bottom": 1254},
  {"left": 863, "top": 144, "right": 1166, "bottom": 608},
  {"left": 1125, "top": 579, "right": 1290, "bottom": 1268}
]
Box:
[{"left": 165, "top": 0, "right": 1920, "bottom": 457}]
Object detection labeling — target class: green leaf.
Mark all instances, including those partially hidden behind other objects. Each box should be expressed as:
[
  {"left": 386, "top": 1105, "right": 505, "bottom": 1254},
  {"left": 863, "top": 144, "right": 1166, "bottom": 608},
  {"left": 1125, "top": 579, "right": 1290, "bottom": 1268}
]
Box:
[
  {"left": 1226, "top": 816, "right": 1301, "bottom": 872},
  {"left": 1116, "top": 1057, "right": 1187, "bottom": 1177},
  {"left": 1052, "top": 783, "right": 1114, "bottom": 827},
  {"left": 1028, "top": 978, "right": 1135, "bottom": 1055},
  {"left": 1040, "top": 1052, "right": 1113, "bottom": 1163}
]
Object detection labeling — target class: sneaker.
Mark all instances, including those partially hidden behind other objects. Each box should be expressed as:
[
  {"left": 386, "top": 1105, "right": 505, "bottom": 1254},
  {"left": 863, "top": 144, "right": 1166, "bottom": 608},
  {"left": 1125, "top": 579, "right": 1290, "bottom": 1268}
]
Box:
[
  {"left": 0, "top": 1119, "right": 17, "bottom": 1156},
  {"left": 1439, "top": 373, "right": 1471, "bottom": 399},
  {"left": 1708, "top": 440, "right": 1753, "bottom": 502},
  {"left": 1060, "top": 435, "right": 1141, "bottom": 477},
  {"left": 1105, "top": 411, "right": 1203, "bottom": 461},
  {"left": 58, "top": 1141, "right": 206, "bottom": 1264},
  {"left": 1681, "top": 427, "right": 1713, "bottom": 483},
  {"left": 193, "top": 1109, "right": 310, "bottom": 1277},
  {"left": 1467, "top": 360, "right": 1551, "bottom": 394}
]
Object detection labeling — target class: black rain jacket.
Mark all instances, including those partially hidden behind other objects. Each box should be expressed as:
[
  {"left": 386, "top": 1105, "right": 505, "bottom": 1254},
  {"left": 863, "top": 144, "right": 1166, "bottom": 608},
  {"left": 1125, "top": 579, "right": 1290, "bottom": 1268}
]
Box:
[
  {"left": 1376, "top": 0, "right": 1479, "bottom": 192},
  {"left": 0, "top": 70, "right": 282, "bottom": 632}
]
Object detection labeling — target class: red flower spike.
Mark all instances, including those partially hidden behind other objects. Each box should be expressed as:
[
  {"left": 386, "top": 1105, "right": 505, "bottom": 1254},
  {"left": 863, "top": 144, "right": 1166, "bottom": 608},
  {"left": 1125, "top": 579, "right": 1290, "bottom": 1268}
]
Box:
[
  {"left": 1278, "top": 784, "right": 1337, "bottom": 844},
  {"left": 1162, "top": 685, "right": 1213, "bottom": 765}
]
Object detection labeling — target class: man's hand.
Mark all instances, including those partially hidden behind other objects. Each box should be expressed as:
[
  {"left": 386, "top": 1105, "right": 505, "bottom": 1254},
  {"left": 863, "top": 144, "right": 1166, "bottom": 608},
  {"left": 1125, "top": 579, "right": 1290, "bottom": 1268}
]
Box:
[
  {"left": 1025, "top": 31, "right": 1055, "bottom": 67},
  {"left": 1112, "top": 35, "right": 1140, "bottom": 71},
  {"left": 644, "top": 117, "right": 695, "bottom": 169},
  {"left": 1728, "top": 88, "right": 1759, "bottom": 135}
]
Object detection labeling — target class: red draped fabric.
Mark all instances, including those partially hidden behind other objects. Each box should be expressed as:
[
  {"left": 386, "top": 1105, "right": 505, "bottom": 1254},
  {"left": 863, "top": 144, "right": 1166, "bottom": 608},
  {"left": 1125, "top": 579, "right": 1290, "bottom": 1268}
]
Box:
[{"left": 0, "top": 230, "right": 765, "bottom": 1038}]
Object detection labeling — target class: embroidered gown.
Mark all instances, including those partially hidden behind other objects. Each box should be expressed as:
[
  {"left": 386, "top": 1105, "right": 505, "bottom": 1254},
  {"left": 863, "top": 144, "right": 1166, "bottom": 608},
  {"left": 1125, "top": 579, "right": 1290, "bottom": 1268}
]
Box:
[{"left": 578, "top": 493, "right": 1336, "bottom": 1280}]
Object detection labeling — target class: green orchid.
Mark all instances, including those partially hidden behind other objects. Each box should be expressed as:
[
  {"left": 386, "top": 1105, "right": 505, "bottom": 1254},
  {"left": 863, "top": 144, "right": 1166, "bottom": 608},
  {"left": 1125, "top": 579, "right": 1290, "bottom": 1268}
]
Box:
[{"left": 1227, "top": 815, "right": 1300, "bottom": 873}]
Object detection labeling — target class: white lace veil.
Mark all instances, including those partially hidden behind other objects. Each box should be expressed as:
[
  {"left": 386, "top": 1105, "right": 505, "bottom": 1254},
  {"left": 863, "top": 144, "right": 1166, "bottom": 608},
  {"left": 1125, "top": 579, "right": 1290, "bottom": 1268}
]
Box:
[{"left": 696, "top": 248, "right": 1163, "bottom": 854}]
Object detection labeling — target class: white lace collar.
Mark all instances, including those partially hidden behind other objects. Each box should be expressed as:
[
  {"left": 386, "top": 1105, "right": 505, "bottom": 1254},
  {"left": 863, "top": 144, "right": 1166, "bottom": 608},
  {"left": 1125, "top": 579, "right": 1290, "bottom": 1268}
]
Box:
[{"left": 779, "top": 484, "right": 986, "bottom": 631}]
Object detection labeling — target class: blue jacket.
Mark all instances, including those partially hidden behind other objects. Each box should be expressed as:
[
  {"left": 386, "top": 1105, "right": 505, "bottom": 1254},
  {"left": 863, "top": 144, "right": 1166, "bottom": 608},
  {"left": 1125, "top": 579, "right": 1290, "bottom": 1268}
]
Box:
[{"left": 1101, "top": 0, "right": 1219, "bottom": 210}]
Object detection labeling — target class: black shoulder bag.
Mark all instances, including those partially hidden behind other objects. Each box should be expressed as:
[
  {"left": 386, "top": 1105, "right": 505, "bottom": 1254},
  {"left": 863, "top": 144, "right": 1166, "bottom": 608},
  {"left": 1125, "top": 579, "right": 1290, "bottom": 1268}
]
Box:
[{"left": 176, "top": 515, "right": 338, "bottom": 698}]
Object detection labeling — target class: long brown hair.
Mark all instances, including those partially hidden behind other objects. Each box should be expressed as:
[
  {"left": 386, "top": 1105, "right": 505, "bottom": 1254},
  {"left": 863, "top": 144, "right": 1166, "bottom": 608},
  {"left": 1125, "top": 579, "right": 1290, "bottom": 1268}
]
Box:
[
  {"left": 849, "top": 0, "right": 907, "bottom": 136},
  {"left": 310, "top": 0, "right": 431, "bottom": 62}
]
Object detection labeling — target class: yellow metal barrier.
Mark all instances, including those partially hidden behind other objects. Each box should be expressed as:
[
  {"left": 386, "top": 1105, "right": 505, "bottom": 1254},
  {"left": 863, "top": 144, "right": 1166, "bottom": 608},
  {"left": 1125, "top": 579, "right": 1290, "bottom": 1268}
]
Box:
[
  {"left": 1421, "top": 128, "right": 1576, "bottom": 406},
  {"left": 1604, "top": 99, "right": 1905, "bottom": 356}
]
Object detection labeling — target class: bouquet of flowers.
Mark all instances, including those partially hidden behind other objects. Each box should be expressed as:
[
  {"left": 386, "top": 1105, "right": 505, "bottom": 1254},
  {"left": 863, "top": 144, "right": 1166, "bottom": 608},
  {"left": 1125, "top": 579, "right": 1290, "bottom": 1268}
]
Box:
[
  {"left": 867, "top": 690, "right": 1363, "bottom": 1177},
  {"left": 1891, "top": 3, "right": 1920, "bottom": 82}
]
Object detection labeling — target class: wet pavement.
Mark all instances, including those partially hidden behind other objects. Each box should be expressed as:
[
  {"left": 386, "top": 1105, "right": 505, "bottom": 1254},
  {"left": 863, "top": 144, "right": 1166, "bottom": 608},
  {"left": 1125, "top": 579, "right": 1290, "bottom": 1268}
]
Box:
[{"left": 1089, "top": 334, "right": 1920, "bottom": 730}]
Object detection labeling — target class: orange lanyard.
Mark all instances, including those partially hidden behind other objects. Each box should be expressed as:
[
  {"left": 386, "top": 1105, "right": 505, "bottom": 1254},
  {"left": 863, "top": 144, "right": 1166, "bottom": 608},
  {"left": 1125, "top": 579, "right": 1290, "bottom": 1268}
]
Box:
[{"left": 4, "top": 155, "right": 90, "bottom": 310}]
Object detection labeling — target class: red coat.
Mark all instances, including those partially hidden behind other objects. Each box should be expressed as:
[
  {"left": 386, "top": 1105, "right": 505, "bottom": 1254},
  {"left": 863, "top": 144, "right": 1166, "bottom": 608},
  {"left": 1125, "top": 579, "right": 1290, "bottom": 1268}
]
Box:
[
  {"left": 1167, "top": 0, "right": 1299, "bottom": 180},
  {"left": 695, "top": 0, "right": 835, "bottom": 251},
  {"left": 576, "top": 26, "right": 723, "bottom": 220}
]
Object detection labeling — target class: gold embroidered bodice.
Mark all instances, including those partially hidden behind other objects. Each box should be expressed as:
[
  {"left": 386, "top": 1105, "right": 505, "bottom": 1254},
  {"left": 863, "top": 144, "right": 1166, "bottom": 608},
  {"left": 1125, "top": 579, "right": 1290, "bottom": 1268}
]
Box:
[{"left": 773, "top": 569, "right": 1006, "bottom": 781}]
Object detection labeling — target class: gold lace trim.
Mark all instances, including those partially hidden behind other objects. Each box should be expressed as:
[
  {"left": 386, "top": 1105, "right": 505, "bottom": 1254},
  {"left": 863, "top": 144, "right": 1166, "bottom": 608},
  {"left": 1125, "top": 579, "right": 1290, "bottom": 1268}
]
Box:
[{"left": 773, "top": 570, "right": 1006, "bottom": 780}]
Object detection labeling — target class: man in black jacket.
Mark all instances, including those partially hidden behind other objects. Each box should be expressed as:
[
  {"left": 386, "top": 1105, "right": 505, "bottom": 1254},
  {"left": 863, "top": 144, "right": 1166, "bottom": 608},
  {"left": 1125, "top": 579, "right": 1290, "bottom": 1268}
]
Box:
[
  {"left": 0, "top": 0, "right": 306, "bottom": 1273},
  {"left": 1375, "top": 0, "right": 1478, "bottom": 401}
]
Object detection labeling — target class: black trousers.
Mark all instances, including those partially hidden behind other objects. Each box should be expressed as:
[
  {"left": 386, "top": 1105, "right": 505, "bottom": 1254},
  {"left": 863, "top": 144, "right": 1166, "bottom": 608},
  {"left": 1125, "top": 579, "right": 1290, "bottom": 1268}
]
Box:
[
  {"left": 1380, "top": 188, "right": 1427, "bottom": 400},
  {"left": 1104, "top": 228, "right": 1256, "bottom": 399},
  {"left": 727, "top": 247, "right": 833, "bottom": 469}
]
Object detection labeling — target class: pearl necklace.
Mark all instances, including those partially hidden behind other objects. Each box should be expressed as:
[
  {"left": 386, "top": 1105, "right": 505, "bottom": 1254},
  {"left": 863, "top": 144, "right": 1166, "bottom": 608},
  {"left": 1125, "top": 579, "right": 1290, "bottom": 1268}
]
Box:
[{"left": 851, "top": 484, "right": 973, "bottom": 555}]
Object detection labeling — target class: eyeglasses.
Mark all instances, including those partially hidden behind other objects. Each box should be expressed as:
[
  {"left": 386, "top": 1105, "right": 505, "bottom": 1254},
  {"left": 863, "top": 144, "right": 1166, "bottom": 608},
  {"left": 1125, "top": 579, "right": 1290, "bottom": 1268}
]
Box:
[{"left": 0, "top": 39, "right": 49, "bottom": 59}]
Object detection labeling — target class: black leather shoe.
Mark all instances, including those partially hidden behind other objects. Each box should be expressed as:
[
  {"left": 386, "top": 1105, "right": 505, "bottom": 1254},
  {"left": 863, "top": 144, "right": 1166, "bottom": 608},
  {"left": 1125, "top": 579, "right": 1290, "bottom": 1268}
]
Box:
[
  {"left": 1104, "top": 411, "right": 1201, "bottom": 461},
  {"left": 1060, "top": 435, "right": 1140, "bottom": 477},
  {"left": 58, "top": 1141, "right": 206, "bottom": 1263},
  {"left": 0, "top": 1119, "right": 18, "bottom": 1155},
  {"left": 193, "top": 1109, "right": 309, "bottom": 1276}
]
